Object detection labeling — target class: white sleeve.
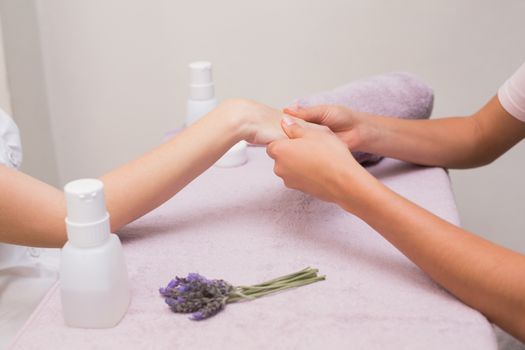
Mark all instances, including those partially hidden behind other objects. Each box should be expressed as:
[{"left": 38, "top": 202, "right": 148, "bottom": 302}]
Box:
[
  {"left": 498, "top": 62, "right": 525, "bottom": 122},
  {"left": 0, "top": 108, "right": 23, "bottom": 169}
]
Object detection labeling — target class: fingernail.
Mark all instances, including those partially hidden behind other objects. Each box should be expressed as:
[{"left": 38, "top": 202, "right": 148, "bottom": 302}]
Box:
[{"left": 282, "top": 116, "right": 296, "bottom": 126}]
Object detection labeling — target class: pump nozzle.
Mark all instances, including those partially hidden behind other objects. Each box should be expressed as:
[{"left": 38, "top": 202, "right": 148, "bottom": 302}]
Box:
[
  {"left": 189, "top": 61, "right": 215, "bottom": 100},
  {"left": 64, "top": 179, "right": 110, "bottom": 248}
]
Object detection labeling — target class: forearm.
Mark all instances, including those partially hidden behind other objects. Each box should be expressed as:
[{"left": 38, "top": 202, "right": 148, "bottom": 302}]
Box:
[
  {"left": 1, "top": 104, "right": 249, "bottom": 247},
  {"left": 339, "top": 176, "right": 525, "bottom": 340},
  {"left": 101, "top": 107, "right": 244, "bottom": 231},
  {"left": 356, "top": 96, "right": 525, "bottom": 168},
  {"left": 0, "top": 167, "right": 66, "bottom": 247},
  {"left": 269, "top": 108, "right": 525, "bottom": 338},
  {"left": 358, "top": 115, "right": 482, "bottom": 168}
]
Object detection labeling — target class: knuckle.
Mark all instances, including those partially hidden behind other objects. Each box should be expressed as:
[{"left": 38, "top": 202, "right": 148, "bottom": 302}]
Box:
[
  {"left": 267, "top": 142, "right": 283, "bottom": 156},
  {"left": 266, "top": 143, "right": 277, "bottom": 157}
]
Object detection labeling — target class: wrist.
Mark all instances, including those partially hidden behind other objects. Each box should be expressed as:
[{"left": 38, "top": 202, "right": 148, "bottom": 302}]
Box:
[
  {"left": 216, "top": 98, "right": 284, "bottom": 145},
  {"left": 215, "top": 99, "right": 251, "bottom": 143},
  {"left": 332, "top": 164, "right": 385, "bottom": 215},
  {"left": 350, "top": 112, "right": 381, "bottom": 152}
]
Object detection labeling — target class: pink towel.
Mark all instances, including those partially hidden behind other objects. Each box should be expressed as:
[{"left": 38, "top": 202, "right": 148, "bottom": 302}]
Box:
[
  {"left": 10, "top": 148, "right": 495, "bottom": 349},
  {"left": 292, "top": 72, "right": 434, "bottom": 164}
]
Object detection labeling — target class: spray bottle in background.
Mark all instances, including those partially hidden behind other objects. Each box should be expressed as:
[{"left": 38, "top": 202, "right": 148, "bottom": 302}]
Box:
[
  {"left": 60, "top": 179, "right": 130, "bottom": 328},
  {"left": 186, "top": 61, "right": 248, "bottom": 167}
]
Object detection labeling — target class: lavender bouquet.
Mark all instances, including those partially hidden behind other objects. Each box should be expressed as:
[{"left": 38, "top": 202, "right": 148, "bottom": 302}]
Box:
[{"left": 159, "top": 267, "right": 325, "bottom": 320}]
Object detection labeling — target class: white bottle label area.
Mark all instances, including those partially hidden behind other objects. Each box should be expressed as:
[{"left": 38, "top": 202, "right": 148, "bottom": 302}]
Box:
[{"left": 60, "top": 234, "right": 130, "bottom": 328}]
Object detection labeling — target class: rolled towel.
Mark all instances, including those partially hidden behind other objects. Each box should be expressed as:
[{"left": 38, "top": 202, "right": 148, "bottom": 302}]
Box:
[{"left": 291, "top": 72, "right": 434, "bottom": 165}]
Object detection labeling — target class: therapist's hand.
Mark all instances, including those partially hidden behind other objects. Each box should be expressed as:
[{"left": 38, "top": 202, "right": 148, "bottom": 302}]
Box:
[
  {"left": 283, "top": 105, "right": 371, "bottom": 150},
  {"left": 267, "top": 116, "right": 376, "bottom": 208}
]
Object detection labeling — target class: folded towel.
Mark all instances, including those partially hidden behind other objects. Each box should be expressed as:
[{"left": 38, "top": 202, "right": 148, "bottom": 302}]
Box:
[{"left": 292, "top": 72, "right": 434, "bottom": 164}]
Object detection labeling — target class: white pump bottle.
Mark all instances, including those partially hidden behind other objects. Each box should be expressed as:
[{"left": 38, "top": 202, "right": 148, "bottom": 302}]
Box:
[
  {"left": 60, "top": 179, "right": 130, "bottom": 328},
  {"left": 185, "top": 61, "right": 248, "bottom": 167},
  {"left": 186, "top": 61, "right": 218, "bottom": 126}
]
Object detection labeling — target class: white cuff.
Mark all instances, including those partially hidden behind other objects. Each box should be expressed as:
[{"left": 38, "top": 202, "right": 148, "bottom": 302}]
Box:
[{"left": 0, "top": 108, "right": 23, "bottom": 169}]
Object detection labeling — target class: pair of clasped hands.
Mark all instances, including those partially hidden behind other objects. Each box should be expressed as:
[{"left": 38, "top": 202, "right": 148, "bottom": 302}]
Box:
[{"left": 235, "top": 99, "right": 374, "bottom": 214}]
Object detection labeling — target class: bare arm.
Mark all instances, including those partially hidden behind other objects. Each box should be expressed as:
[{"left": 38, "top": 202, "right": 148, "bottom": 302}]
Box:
[
  {"left": 0, "top": 99, "right": 285, "bottom": 247},
  {"left": 268, "top": 119, "right": 525, "bottom": 341},
  {"left": 343, "top": 175, "right": 525, "bottom": 341},
  {"left": 360, "top": 95, "right": 525, "bottom": 167},
  {"left": 285, "top": 95, "right": 525, "bottom": 168}
]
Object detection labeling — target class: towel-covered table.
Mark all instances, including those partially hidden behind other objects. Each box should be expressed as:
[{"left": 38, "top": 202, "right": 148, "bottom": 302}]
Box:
[{"left": 9, "top": 147, "right": 496, "bottom": 349}]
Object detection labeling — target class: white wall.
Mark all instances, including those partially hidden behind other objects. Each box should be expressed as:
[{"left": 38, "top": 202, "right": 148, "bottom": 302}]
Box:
[
  {"left": 0, "top": 15, "right": 11, "bottom": 114},
  {"left": 1, "top": 0, "right": 525, "bottom": 252},
  {"left": 0, "top": 0, "right": 59, "bottom": 185}
]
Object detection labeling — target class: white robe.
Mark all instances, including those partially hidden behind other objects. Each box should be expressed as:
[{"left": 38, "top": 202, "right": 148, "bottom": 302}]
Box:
[{"left": 0, "top": 109, "right": 59, "bottom": 349}]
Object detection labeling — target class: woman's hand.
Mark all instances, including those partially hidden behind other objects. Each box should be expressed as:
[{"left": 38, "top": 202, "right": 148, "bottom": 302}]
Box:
[
  {"left": 266, "top": 117, "right": 376, "bottom": 208},
  {"left": 283, "top": 105, "right": 371, "bottom": 150},
  {"left": 218, "top": 99, "right": 287, "bottom": 145},
  {"left": 218, "top": 99, "right": 330, "bottom": 145}
]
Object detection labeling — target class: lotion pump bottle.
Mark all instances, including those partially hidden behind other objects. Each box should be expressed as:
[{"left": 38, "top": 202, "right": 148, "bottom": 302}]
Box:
[
  {"left": 185, "top": 61, "right": 248, "bottom": 167},
  {"left": 186, "top": 61, "right": 218, "bottom": 126},
  {"left": 60, "top": 178, "right": 130, "bottom": 328}
]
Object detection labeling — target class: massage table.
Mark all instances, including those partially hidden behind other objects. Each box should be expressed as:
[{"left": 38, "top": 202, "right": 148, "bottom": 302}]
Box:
[{"left": 9, "top": 147, "right": 496, "bottom": 349}]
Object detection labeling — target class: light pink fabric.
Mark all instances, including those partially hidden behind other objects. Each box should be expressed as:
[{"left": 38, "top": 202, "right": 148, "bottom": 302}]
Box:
[
  {"left": 10, "top": 149, "right": 495, "bottom": 349},
  {"left": 498, "top": 62, "right": 525, "bottom": 122}
]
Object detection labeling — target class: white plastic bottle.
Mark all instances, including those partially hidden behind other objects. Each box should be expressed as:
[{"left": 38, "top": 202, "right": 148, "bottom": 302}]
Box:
[
  {"left": 186, "top": 61, "right": 218, "bottom": 126},
  {"left": 185, "top": 61, "right": 248, "bottom": 167},
  {"left": 60, "top": 179, "right": 130, "bottom": 328}
]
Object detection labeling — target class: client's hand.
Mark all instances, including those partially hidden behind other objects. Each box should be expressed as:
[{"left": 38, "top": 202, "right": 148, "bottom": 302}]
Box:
[
  {"left": 267, "top": 116, "right": 376, "bottom": 208},
  {"left": 218, "top": 99, "right": 328, "bottom": 145},
  {"left": 283, "top": 105, "right": 370, "bottom": 150},
  {"left": 218, "top": 99, "right": 286, "bottom": 145}
]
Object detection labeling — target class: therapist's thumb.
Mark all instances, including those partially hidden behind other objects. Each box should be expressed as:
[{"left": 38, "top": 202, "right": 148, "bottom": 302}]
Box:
[{"left": 281, "top": 116, "right": 307, "bottom": 139}]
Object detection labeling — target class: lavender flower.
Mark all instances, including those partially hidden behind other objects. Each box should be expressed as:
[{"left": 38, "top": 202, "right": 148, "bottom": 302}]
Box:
[
  {"left": 159, "top": 267, "right": 325, "bottom": 321},
  {"left": 190, "top": 297, "right": 226, "bottom": 320}
]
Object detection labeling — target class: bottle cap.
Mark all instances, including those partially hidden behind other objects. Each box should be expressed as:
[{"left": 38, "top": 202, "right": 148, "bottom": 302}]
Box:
[
  {"left": 189, "top": 61, "right": 215, "bottom": 100},
  {"left": 64, "top": 179, "right": 110, "bottom": 248}
]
